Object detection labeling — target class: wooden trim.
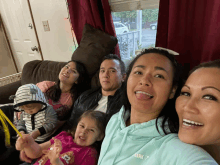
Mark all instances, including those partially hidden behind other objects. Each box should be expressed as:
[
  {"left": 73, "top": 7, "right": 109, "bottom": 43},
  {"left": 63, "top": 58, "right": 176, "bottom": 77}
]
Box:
[
  {"left": 27, "top": 0, "right": 44, "bottom": 60},
  {"left": 109, "top": 0, "right": 159, "bottom": 12},
  {"left": 0, "top": 14, "right": 19, "bottom": 73}
]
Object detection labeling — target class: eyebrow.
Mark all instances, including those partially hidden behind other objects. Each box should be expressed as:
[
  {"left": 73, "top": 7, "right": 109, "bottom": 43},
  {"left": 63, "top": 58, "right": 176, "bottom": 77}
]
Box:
[
  {"left": 202, "top": 86, "right": 220, "bottom": 93},
  {"left": 134, "top": 65, "right": 168, "bottom": 73},
  {"left": 100, "top": 67, "right": 117, "bottom": 70},
  {"left": 183, "top": 85, "right": 190, "bottom": 89},
  {"left": 67, "top": 65, "right": 77, "bottom": 71}
]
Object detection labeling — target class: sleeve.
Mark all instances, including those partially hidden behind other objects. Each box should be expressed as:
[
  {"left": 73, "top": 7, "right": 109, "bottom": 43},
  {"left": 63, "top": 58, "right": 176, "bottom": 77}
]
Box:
[
  {"left": 80, "top": 148, "right": 98, "bottom": 165},
  {"left": 17, "top": 112, "right": 27, "bottom": 133},
  {"left": 38, "top": 106, "right": 57, "bottom": 135},
  {"left": 36, "top": 81, "right": 55, "bottom": 93}
]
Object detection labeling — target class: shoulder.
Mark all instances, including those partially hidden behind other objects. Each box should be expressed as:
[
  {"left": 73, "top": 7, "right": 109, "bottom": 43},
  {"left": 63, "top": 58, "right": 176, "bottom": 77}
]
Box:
[
  {"left": 45, "top": 105, "right": 56, "bottom": 113},
  {"left": 105, "top": 108, "right": 123, "bottom": 132},
  {"left": 159, "top": 135, "right": 217, "bottom": 164},
  {"left": 78, "top": 88, "right": 101, "bottom": 100}
]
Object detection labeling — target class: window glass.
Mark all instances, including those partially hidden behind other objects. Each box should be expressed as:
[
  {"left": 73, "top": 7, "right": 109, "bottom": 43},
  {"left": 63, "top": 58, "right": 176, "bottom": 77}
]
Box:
[{"left": 112, "top": 9, "right": 159, "bottom": 63}]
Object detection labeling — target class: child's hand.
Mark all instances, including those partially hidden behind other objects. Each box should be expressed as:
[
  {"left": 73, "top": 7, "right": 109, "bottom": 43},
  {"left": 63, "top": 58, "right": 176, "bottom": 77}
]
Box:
[
  {"left": 16, "top": 134, "right": 35, "bottom": 151},
  {"left": 20, "top": 150, "right": 33, "bottom": 163},
  {"left": 30, "top": 130, "right": 40, "bottom": 139},
  {"left": 42, "top": 139, "right": 62, "bottom": 164},
  {"left": 17, "top": 131, "right": 25, "bottom": 137}
]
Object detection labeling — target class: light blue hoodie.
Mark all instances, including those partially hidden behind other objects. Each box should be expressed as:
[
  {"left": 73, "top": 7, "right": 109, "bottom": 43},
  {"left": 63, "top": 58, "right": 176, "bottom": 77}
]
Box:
[{"left": 98, "top": 107, "right": 217, "bottom": 165}]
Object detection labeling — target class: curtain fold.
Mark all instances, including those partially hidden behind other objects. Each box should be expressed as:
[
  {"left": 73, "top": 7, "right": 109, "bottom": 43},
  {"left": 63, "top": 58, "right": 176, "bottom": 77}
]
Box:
[
  {"left": 67, "top": 0, "right": 120, "bottom": 56},
  {"left": 156, "top": 0, "right": 220, "bottom": 75}
]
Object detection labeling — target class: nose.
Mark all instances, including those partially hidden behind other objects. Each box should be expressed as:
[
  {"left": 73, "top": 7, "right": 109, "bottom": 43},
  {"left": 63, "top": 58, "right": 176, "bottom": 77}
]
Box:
[
  {"left": 139, "top": 74, "right": 151, "bottom": 86},
  {"left": 66, "top": 69, "right": 71, "bottom": 73},
  {"left": 82, "top": 129, "right": 88, "bottom": 134},
  {"left": 103, "top": 70, "right": 109, "bottom": 78},
  {"left": 183, "top": 97, "right": 199, "bottom": 114}
]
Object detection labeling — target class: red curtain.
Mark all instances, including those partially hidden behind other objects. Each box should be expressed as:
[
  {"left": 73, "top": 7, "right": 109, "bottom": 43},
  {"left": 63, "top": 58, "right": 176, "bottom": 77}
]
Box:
[
  {"left": 156, "top": 0, "right": 220, "bottom": 74},
  {"left": 67, "top": 0, "right": 120, "bottom": 56}
]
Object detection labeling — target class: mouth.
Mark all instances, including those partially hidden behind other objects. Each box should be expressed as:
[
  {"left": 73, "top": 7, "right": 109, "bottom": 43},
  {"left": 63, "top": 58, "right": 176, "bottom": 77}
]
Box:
[
  {"left": 135, "top": 91, "right": 154, "bottom": 99},
  {"left": 182, "top": 119, "right": 204, "bottom": 127},
  {"left": 102, "top": 81, "right": 110, "bottom": 83},
  {"left": 79, "top": 136, "right": 86, "bottom": 141},
  {"left": 62, "top": 73, "right": 69, "bottom": 78}
]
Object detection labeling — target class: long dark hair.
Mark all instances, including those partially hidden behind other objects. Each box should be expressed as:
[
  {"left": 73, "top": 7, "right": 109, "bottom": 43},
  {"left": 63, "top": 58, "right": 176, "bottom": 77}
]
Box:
[
  {"left": 123, "top": 48, "right": 183, "bottom": 134},
  {"left": 45, "top": 60, "right": 90, "bottom": 102}
]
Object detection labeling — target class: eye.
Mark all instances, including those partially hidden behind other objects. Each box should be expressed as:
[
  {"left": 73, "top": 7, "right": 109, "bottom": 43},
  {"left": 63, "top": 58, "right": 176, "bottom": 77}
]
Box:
[
  {"left": 90, "top": 129, "right": 95, "bottom": 132},
  {"left": 79, "top": 125, "right": 84, "bottom": 128},
  {"left": 180, "top": 91, "right": 190, "bottom": 97},
  {"left": 134, "top": 71, "right": 142, "bottom": 75},
  {"left": 110, "top": 70, "right": 116, "bottom": 73},
  {"left": 154, "top": 74, "right": 164, "bottom": 79},
  {"left": 100, "top": 70, "right": 105, "bottom": 73},
  {"left": 65, "top": 65, "right": 69, "bottom": 69},
  {"left": 203, "top": 95, "right": 217, "bottom": 101}
]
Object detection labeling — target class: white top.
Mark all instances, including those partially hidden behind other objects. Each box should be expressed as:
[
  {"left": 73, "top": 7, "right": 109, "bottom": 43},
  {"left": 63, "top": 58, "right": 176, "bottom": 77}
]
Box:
[{"left": 94, "top": 96, "right": 108, "bottom": 113}]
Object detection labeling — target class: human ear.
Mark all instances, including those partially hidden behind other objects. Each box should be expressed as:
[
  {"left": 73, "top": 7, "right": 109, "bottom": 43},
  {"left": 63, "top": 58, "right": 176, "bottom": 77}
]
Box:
[
  {"left": 169, "top": 85, "right": 177, "bottom": 99},
  {"left": 122, "top": 74, "right": 126, "bottom": 82}
]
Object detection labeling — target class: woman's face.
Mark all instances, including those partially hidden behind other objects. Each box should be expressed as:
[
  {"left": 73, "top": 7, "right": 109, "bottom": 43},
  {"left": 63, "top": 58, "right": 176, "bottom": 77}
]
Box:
[
  {"left": 176, "top": 67, "right": 220, "bottom": 145},
  {"left": 59, "top": 61, "right": 79, "bottom": 85},
  {"left": 127, "top": 53, "right": 176, "bottom": 119}
]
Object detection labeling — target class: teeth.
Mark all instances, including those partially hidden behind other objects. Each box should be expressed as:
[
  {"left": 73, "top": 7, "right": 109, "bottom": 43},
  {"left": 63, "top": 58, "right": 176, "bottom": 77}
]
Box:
[
  {"left": 183, "top": 119, "right": 204, "bottom": 126},
  {"left": 183, "top": 122, "right": 192, "bottom": 127},
  {"left": 136, "top": 91, "right": 153, "bottom": 98},
  {"left": 80, "top": 136, "right": 85, "bottom": 140},
  {"left": 62, "top": 73, "right": 68, "bottom": 77}
]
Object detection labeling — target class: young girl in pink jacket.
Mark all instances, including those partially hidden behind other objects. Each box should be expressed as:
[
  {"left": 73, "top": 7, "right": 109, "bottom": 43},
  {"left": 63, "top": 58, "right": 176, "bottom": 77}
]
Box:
[{"left": 16, "top": 110, "right": 106, "bottom": 165}]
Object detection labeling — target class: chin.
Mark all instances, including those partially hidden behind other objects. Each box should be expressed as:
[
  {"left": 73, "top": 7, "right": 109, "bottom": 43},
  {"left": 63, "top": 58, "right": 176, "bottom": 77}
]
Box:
[{"left": 178, "top": 134, "right": 196, "bottom": 145}]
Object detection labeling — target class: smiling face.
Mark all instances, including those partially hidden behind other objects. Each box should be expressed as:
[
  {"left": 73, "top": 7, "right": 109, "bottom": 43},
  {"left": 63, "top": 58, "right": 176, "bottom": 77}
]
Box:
[
  {"left": 127, "top": 53, "right": 176, "bottom": 121},
  {"left": 99, "top": 59, "right": 124, "bottom": 96},
  {"left": 176, "top": 67, "right": 220, "bottom": 145},
  {"left": 74, "top": 116, "right": 103, "bottom": 147},
  {"left": 59, "top": 61, "right": 79, "bottom": 85}
]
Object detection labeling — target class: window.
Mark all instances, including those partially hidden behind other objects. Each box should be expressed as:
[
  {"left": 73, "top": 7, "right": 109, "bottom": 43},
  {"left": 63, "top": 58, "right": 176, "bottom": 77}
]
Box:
[{"left": 112, "top": 9, "right": 159, "bottom": 62}]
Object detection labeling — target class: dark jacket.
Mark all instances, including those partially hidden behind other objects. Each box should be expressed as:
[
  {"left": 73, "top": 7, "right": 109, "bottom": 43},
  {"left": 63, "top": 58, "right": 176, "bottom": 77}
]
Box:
[{"left": 64, "top": 87, "right": 124, "bottom": 130}]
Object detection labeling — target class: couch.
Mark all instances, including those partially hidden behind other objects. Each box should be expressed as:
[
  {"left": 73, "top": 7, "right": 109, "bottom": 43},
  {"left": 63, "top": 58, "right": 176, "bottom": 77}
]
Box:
[{"left": 0, "top": 23, "right": 118, "bottom": 104}]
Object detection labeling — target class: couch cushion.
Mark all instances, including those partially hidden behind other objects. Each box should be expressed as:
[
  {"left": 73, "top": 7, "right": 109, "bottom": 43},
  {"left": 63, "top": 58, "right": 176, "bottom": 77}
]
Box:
[
  {"left": 71, "top": 24, "right": 118, "bottom": 77},
  {"left": 21, "top": 60, "right": 66, "bottom": 85}
]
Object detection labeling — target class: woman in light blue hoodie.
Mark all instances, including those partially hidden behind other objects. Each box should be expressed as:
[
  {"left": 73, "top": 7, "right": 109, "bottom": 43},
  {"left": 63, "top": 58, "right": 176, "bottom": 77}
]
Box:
[{"left": 98, "top": 48, "right": 217, "bottom": 165}]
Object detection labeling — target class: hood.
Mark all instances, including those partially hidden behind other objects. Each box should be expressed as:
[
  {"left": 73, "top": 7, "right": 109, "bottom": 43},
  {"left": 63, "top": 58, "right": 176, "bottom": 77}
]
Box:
[
  {"left": 12, "top": 84, "right": 47, "bottom": 111},
  {"left": 98, "top": 107, "right": 171, "bottom": 164},
  {"left": 118, "top": 107, "right": 170, "bottom": 138}
]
